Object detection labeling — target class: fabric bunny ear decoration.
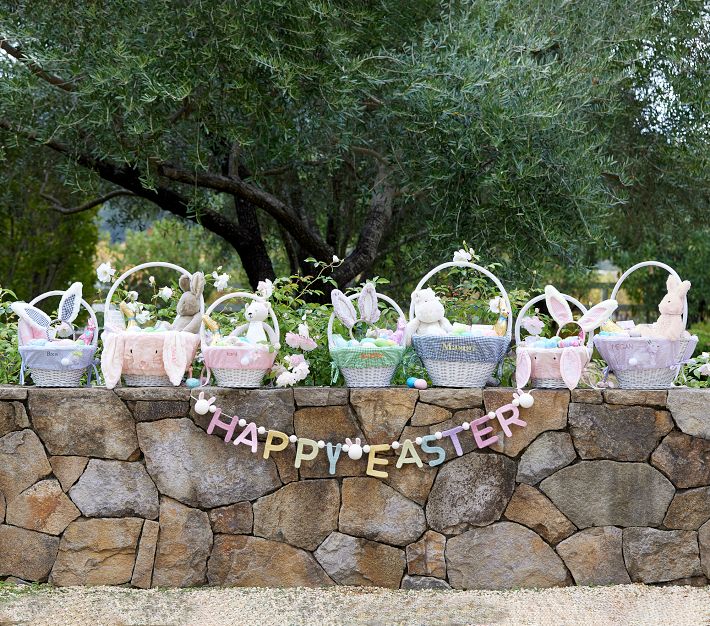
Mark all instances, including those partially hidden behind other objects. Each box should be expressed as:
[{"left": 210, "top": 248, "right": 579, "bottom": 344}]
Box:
[
  {"left": 544, "top": 285, "right": 574, "bottom": 328},
  {"left": 357, "top": 283, "right": 381, "bottom": 324},
  {"left": 12, "top": 282, "right": 83, "bottom": 341},
  {"left": 331, "top": 290, "right": 357, "bottom": 329},
  {"left": 577, "top": 299, "right": 618, "bottom": 332}
]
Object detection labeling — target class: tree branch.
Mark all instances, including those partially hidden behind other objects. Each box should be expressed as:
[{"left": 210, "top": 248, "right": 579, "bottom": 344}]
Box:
[
  {"left": 41, "top": 189, "right": 136, "bottom": 214},
  {"left": 157, "top": 163, "right": 333, "bottom": 259},
  {"left": 0, "top": 38, "right": 77, "bottom": 92}
]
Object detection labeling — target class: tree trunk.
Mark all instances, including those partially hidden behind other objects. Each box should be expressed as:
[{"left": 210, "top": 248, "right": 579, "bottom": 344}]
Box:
[{"left": 231, "top": 195, "right": 276, "bottom": 288}]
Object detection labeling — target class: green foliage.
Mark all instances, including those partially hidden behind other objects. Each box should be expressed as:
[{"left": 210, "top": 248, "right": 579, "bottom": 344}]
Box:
[
  {"left": 0, "top": 147, "right": 98, "bottom": 299},
  {"left": 677, "top": 351, "right": 710, "bottom": 388},
  {"left": 0, "top": 286, "right": 21, "bottom": 384}
]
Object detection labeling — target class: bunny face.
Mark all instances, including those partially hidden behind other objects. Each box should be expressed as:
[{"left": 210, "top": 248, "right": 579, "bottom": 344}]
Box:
[{"left": 244, "top": 300, "right": 270, "bottom": 322}]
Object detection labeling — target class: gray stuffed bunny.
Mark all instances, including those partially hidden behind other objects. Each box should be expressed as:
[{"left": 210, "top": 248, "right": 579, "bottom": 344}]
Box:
[{"left": 171, "top": 272, "right": 205, "bottom": 333}]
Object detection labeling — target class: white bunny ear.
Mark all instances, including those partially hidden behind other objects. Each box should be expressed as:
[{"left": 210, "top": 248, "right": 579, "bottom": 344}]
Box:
[
  {"left": 667, "top": 274, "right": 681, "bottom": 291},
  {"left": 58, "top": 282, "right": 83, "bottom": 323},
  {"left": 331, "top": 290, "right": 357, "bottom": 329},
  {"left": 11, "top": 302, "right": 51, "bottom": 332},
  {"left": 544, "top": 285, "right": 573, "bottom": 327},
  {"left": 358, "top": 283, "right": 380, "bottom": 324},
  {"left": 578, "top": 299, "right": 618, "bottom": 332}
]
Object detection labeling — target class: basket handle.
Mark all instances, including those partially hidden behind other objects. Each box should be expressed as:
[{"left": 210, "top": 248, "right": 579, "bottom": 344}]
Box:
[
  {"left": 103, "top": 261, "right": 205, "bottom": 325},
  {"left": 200, "top": 292, "right": 280, "bottom": 346},
  {"left": 410, "top": 261, "right": 513, "bottom": 340},
  {"left": 609, "top": 261, "right": 687, "bottom": 326},
  {"left": 328, "top": 292, "right": 406, "bottom": 348},
  {"left": 27, "top": 291, "right": 99, "bottom": 348},
  {"left": 514, "top": 293, "right": 592, "bottom": 349}
]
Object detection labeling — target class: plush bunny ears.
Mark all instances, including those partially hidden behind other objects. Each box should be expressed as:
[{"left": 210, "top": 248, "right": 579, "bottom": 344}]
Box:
[
  {"left": 331, "top": 283, "right": 381, "bottom": 329},
  {"left": 11, "top": 282, "right": 83, "bottom": 338},
  {"left": 667, "top": 275, "right": 691, "bottom": 295},
  {"left": 180, "top": 272, "right": 205, "bottom": 296},
  {"left": 544, "top": 285, "right": 617, "bottom": 333}
]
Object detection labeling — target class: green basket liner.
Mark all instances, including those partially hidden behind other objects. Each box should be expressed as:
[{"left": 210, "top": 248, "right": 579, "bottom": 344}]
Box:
[{"left": 330, "top": 344, "right": 405, "bottom": 369}]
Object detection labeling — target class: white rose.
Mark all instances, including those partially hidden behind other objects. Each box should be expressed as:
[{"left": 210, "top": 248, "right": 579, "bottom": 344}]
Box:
[
  {"left": 127, "top": 291, "right": 139, "bottom": 301},
  {"left": 96, "top": 262, "right": 116, "bottom": 283},
  {"left": 332, "top": 255, "right": 341, "bottom": 263},
  {"left": 212, "top": 271, "right": 229, "bottom": 291},
  {"left": 257, "top": 279, "right": 273, "bottom": 299},
  {"left": 489, "top": 296, "right": 502, "bottom": 314},
  {"left": 452, "top": 249, "right": 472, "bottom": 263},
  {"left": 158, "top": 286, "right": 173, "bottom": 302}
]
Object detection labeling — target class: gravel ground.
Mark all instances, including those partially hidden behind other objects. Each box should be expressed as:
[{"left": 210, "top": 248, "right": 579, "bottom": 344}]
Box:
[{"left": 1, "top": 583, "right": 709, "bottom": 626}]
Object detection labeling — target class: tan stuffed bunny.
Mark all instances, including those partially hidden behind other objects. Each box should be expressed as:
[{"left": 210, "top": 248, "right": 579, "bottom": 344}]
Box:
[
  {"left": 171, "top": 272, "right": 205, "bottom": 334},
  {"left": 633, "top": 275, "right": 691, "bottom": 341}
]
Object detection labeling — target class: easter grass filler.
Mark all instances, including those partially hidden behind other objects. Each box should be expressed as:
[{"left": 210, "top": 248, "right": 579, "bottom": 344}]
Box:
[{"left": 329, "top": 283, "right": 406, "bottom": 387}]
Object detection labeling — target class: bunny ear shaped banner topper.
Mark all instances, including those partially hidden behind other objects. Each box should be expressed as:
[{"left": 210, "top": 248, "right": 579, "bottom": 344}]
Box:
[
  {"left": 578, "top": 299, "right": 618, "bottom": 332},
  {"left": 58, "top": 282, "right": 83, "bottom": 324},
  {"left": 358, "top": 283, "right": 381, "bottom": 324},
  {"left": 331, "top": 289, "right": 357, "bottom": 329},
  {"left": 544, "top": 285, "right": 573, "bottom": 327}
]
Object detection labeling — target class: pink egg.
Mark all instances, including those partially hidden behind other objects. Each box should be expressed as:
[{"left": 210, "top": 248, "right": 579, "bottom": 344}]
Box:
[{"left": 414, "top": 379, "right": 428, "bottom": 390}]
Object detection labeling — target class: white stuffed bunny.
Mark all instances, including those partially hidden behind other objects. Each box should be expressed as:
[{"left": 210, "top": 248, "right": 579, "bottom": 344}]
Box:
[
  {"left": 232, "top": 300, "right": 280, "bottom": 347},
  {"left": 405, "top": 288, "right": 453, "bottom": 344},
  {"left": 633, "top": 275, "right": 691, "bottom": 341}
]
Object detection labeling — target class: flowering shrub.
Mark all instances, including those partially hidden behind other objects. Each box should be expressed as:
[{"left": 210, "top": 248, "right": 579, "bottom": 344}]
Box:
[
  {"left": 678, "top": 352, "right": 710, "bottom": 388},
  {"left": 0, "top": 287, "right": 21, "bottom": 384}
]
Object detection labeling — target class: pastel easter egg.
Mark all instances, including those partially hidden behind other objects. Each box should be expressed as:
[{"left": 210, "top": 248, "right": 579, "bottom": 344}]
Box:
[
  {"left": 406, "top": 377, "right": 417, "bottom": 388},
  {"left": 361, "top": 337, "right": 376, "bottom": 344},
  {"left": 348, "top": 339, "right": 359, "bottom": 346},
  {"left": 186, "top": 378, "right": 200, "bottom": 389},
  {"left": 414, "top": 379, "right": 428, "bottom": 390}
]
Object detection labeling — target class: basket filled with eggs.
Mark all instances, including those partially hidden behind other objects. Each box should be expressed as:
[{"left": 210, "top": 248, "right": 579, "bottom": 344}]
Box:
[
  {"left": 515, "top": 286, "right": 617, "bottom": 390},
  {"left": 12, "top": 282, "right": 99, "bottom": 387},
  {"left": 200, "top": 291, "right": 280, "bottom": 388},
  {"left": 101, "top": 262, "right": 203, "bottom": 388},
  {"left": 593, "top": 261, "right": 698, "bottom": 389},
  {"left": 329, "top": 283, "right": 407, "bottom": 387},
  {"left": 406, "top": 259, "right": 512, "bottom": 388}
]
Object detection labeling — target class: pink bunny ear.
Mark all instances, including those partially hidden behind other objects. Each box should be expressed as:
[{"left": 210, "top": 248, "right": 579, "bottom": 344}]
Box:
[
  {"left": 560, "top": 348, "right": 583, "bottom": 390},
  {"left": 358, "top": 283, "right": 380, "bottom": 324},
  {"left": 331, "top": 290, "right": 357, "bottom": 329},
  {"left": 101, "top": 333, "right": 125, "bottom": 389},
  {"left": 58, "top": 282, "right": 83, "bottom": 324},
  {"left": 163, "top": 331, "right": 190, "bottom": 386},
  {"left": 678, "top": 280, "right": 691, "bottom": 296},
  {"left": 544, "top": 285, "right": 573, "bottom": 327},
  {"left": 667, "top": 274, "right": 681, "bottom": 291},
  {"left": 515, "top": 350, "right": 532, "bottom": 389},
  {"left": 578, "top": 299, "right": 618, "bottom": 332}
]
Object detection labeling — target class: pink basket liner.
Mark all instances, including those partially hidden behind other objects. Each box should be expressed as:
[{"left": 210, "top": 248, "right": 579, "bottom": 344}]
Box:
[
  {"left": 119, "top": 332, "right": 200, "bottom": 376},
  {"left": 202, "top": 345, "right": 277, "bottom": 370},
  {"left": 594, "top": 335, "right": 698, "bottom": 371},
  {"left": 520, "top": 345, "right": 590, "bottom": 379}
]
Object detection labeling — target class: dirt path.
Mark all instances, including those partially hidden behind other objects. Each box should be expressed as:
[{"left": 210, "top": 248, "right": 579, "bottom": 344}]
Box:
[{"left": 1, "top": 583, "right": 709, "bottom": 626}]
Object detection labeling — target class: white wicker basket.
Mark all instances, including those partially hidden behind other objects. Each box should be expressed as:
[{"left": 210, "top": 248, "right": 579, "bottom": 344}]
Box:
[
  {"left": 19, "top": 290, "right": 99, "bottom": 388},
  {"left": 595, "top": 261, "right": 696, "bottom": 389},
  {"left": 328, "top": 291, "right": 406, "bottom": 388},
  {"left": 515, "top": 292, "right": 593, "bottom": 390},
  {"left": 200, "top": 292, "right": 280, "bottom": 388},
  {"left": 409, "top": 261, "right": 512, "bottom": 388},
  {"left": 103, "top": 262, "right": 204, "bottom": 387}
]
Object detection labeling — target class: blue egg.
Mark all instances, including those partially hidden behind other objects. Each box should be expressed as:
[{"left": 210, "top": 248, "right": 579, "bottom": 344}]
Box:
[
  {"left": 406, "top": 376, "right": 417, "bottom": 388},
  {"left": 186, "top": 378, "right": 200, "bottom": 389}
]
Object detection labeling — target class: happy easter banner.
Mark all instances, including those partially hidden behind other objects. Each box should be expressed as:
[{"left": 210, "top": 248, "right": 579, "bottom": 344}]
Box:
[{"left": 192, "top": 390, "right": 534, "bottom": 477}]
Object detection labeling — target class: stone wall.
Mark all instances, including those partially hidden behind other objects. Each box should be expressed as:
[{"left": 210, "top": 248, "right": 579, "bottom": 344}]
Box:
[{"left": 1, "top": 385, "right": 710, "bottom": 590}]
